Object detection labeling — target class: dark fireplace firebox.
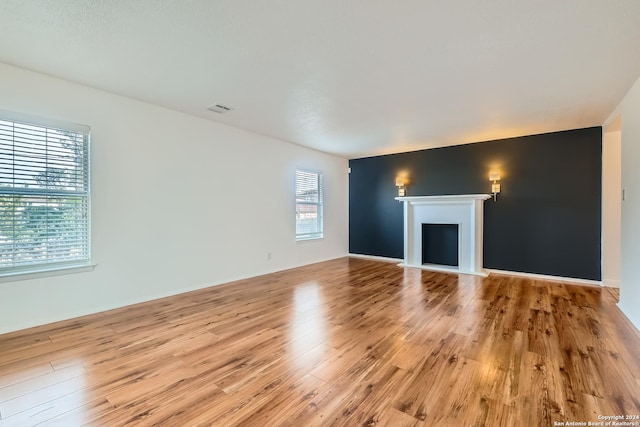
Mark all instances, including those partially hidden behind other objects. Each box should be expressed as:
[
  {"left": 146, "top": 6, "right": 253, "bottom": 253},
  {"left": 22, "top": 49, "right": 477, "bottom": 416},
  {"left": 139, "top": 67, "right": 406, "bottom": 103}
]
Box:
[{"left": 421, "top": 223, "right": 459, "bottom": 267}]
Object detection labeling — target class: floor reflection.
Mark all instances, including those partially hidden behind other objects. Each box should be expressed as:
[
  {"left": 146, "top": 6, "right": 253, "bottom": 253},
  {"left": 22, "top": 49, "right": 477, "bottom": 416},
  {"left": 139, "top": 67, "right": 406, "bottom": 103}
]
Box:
[
  {"left": 0, "top": 363, "right": 87, "bottom": 424},
  {"left": 289, "top": 282, "right": 327, "bottom": 369}
]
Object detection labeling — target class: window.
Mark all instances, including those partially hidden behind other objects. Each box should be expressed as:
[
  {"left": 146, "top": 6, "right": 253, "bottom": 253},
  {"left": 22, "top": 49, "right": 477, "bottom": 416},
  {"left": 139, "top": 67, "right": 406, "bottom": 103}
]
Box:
[
  {"left": 0, "top": 111, "right": 90, "bottom": 276},
  {"left": 296, "top": 169, "right": 323, "bottom": 240}
]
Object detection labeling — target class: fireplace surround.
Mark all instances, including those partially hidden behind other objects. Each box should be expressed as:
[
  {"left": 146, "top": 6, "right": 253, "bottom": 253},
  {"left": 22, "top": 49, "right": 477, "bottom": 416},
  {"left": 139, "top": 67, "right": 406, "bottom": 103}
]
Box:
[{"left": 395, "top": 194, "right": 491, "bottom": 276}]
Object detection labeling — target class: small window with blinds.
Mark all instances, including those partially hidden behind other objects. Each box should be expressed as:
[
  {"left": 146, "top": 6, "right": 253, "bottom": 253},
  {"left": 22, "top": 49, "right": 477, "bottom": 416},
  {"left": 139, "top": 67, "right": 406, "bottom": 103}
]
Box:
[
  {"left": 295, "top": 169, "right": 323, "bottom": 240},
  {"left": 0, "top": 111, "right": 90, "bottom": 276}
]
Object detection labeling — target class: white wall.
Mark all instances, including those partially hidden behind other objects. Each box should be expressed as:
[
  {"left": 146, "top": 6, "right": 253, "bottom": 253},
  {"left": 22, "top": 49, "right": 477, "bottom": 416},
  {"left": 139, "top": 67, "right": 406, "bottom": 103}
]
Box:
[
  {"left": 605, "top": 74, "right": 640, "bottom": 330},
  {"left": 0, "top": 63, "right": 349, "bottom": 334},
  {"left": 602, "top": 129, "right": 621, "bottom": 288}
]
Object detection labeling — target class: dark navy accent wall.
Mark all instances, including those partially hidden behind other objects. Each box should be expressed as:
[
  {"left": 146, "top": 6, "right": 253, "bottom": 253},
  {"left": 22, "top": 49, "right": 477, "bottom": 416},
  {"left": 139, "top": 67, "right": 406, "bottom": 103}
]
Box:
[{"left": 348, "top": 127, "right": 602, "bottom": 280}]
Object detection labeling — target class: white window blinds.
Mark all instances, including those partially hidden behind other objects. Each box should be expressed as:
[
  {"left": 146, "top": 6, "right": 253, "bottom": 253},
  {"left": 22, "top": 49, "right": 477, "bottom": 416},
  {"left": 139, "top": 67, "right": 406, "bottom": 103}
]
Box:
[
  {"left": 296, "top": 169, "right": 323, "bottom": 240},
  {"left": 0, "top": 112, "right": 90, "bottom": 275}
]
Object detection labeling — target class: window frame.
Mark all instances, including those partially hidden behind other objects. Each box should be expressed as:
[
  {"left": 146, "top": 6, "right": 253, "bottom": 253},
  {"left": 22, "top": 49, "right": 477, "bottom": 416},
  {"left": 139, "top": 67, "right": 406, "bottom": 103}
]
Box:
[
  {"left": 0, "top": 109, "right": 92, "bottom": 280},
  {"left": 295, "top": 169, "right": 324, "bottom": 241}
]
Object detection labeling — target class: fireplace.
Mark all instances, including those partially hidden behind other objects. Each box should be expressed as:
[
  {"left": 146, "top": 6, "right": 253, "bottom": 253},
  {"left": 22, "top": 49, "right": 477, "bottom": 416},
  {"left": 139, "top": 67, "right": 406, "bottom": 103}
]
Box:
[
  {"left": 395, "top": 194, "right": 491, "bottom": 276},
  {"left": 422, "top": 223, "right": 459, "bottom": 267}
]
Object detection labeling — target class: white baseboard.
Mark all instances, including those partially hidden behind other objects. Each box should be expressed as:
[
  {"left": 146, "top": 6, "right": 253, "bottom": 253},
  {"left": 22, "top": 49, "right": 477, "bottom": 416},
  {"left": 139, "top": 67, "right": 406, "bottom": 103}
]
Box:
[
  {"left": 348, "top": 253, "right": 403, "bottom": 263},
  {"left": 486, "top": 268, "right": 602, "bottom": 287},
  {"left": 354, "top": 257, "right": 627, "bottom": 328},
  {"left": 349, "top": 256, "right": 602, "bottom": 286}
]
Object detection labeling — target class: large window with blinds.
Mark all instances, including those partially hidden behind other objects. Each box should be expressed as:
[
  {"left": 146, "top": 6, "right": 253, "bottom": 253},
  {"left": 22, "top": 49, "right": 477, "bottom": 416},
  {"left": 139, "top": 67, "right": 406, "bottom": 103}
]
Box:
[
  {"left": 295, "top": 169, "right": 323, "bottom": 240},
  {"left": 0, "top": 111, "right": 90, "bottom": 276}
]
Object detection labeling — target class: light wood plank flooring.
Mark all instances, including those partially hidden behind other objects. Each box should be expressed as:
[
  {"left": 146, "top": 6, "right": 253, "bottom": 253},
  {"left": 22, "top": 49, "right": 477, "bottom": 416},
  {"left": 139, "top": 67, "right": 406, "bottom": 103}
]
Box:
[{"left": 1, "top": 257, "right": 639, "bottom": 426}]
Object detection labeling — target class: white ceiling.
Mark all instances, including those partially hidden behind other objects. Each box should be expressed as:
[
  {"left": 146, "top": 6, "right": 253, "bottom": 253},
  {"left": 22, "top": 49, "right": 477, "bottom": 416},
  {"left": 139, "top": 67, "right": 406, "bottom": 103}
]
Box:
[{"left": 1, "top": 1, "right": 640, "bottom": 159}]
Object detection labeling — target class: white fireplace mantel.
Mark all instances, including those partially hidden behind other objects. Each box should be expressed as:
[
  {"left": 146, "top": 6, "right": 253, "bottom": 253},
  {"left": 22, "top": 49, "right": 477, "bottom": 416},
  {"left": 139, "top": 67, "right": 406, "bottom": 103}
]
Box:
[{"left": 395, "top": 194, "right": 491, "bottom": 276}]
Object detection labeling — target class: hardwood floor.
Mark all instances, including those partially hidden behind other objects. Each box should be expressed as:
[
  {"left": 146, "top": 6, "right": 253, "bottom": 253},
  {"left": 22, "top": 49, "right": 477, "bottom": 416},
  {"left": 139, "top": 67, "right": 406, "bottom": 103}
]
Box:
[{"left": 1, "top": 257, "right": 639, "bottom": 426}]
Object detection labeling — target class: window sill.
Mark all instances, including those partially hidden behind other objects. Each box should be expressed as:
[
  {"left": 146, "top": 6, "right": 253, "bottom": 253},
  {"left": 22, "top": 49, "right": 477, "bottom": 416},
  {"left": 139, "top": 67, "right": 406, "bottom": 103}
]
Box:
[
  {"left": 296, "top": 236, "right": 324, "bottom": 242},
  {"left": 0, "top": 263, "right": 96, "bottom": 283}
]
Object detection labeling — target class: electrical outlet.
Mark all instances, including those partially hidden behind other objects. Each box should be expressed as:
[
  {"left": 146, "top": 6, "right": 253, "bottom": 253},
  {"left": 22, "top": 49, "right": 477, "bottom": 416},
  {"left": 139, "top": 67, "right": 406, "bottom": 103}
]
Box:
[{"left": 267, "top": 252, "right": 272, "bottom": 260}]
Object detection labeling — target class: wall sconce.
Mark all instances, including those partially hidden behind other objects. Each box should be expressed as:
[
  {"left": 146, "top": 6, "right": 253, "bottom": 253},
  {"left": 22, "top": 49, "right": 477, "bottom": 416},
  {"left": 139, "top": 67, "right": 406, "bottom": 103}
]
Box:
[
  {"left": 489, "top": 172, "right": 501, "bottom": 201},
  {"left": 395, "top": 176, "right": 407, "bottom": 197}
]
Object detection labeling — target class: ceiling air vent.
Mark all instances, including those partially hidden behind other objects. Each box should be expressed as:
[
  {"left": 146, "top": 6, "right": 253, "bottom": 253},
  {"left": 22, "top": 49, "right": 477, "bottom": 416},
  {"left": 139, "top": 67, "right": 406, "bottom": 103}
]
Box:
[{"left": 207, "top": 104, "right": 234, "bottom": 114}]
